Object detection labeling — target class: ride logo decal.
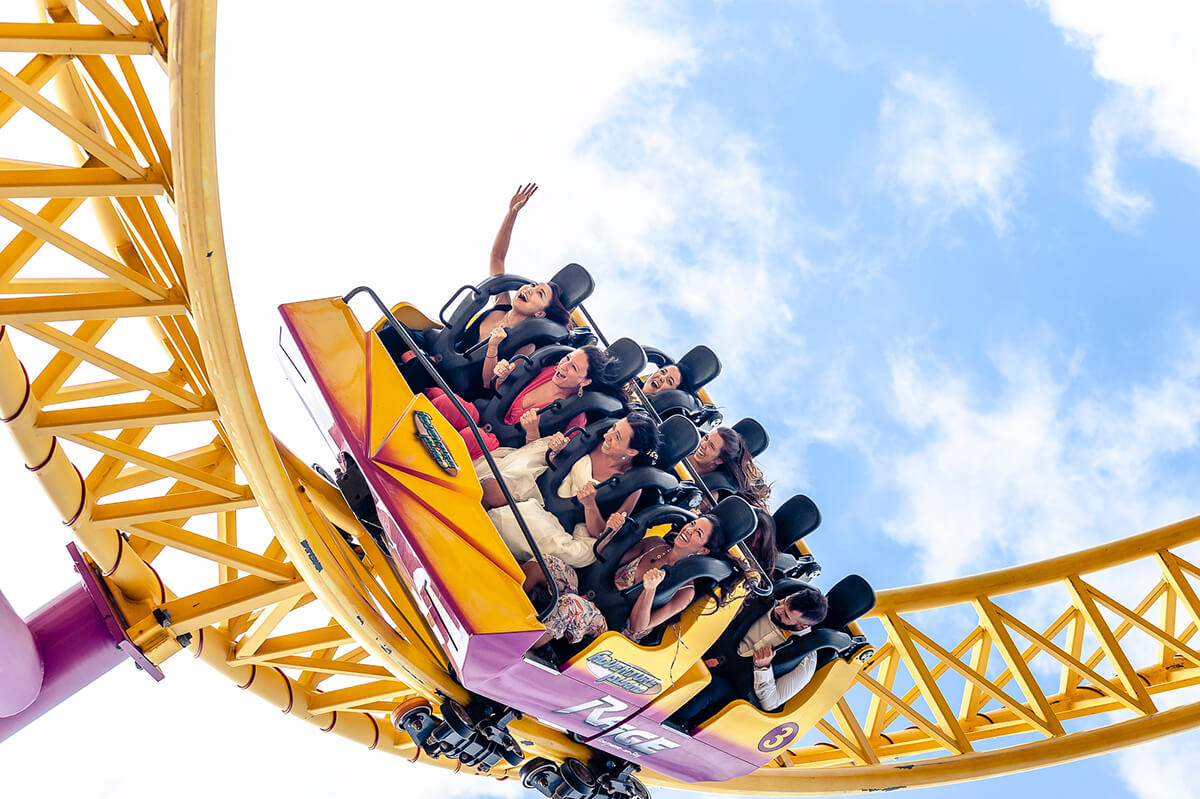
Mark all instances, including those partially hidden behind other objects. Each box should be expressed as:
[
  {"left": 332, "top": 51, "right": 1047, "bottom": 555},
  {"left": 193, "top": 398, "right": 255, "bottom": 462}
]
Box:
[
  {"left": 584, "top": 650, "right": 662, "bottom": 696},
  {"left": 555, "top": 697, "right": 680, "bottom": 758}
]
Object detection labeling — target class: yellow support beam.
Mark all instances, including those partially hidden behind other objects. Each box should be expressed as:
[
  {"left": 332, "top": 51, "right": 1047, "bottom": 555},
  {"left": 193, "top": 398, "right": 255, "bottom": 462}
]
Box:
[
  {"left": 91, "top": 488, "right": 255, "bottom": 527},
  {"left": 0, "top": 22, "right": 153, "bottom": 55},
  {"left": 0, "top": 200, "right": 165, "bottom": 298},
  {"left": 125, "top": 520, "right": 295, "bottom": 581},
  {"left": 36, "top": 396, "right": 217, "bottom": 435},
  {"left": 0, "top": 166, "right": 163, "bottom": 197},
  {"left": 306, "top": 680, "right": 411, "bottom": 715},
  {"left": 0, "top": 289, "right": 184, "bottom": 322},
  {"left": 131, "top": 574, "right": 308, "bottom": 637},
  {"left": 234, "top": 625, "right": 357, "bottom": 663}
]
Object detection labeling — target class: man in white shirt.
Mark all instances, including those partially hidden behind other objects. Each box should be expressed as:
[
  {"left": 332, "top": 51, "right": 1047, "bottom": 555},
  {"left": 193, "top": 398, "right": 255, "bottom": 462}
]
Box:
[{"left": 670, "top": 584, "right": 828, "bottom": 729}]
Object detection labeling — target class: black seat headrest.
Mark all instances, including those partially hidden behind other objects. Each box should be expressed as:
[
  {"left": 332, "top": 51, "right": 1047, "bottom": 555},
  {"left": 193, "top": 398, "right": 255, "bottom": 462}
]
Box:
[
  {"left": 711, "top": 495, "right": 757, "bottom": 550},
  {"left": 655, "top": 415, "right": 701, "bottom": 470},
  {"left": 648, "top": 389, "right": 702, "bottom": 417},
  {"left": 642, "top": 345, "right": 671, "bottom": 369},
  {"left": 549, "top": 263, "right": 594, "bottom": 310},
  {"left": 820, "top": 574, "right": 875, "bottom": 632},
  {"left": 732, "top": 417, "right": 769, "bottom": 458},
  {"left": 700, "top": 468, "right": 737, "bottom": 498},
  {"left": 604, "top": 338, "right": 647, "bottom": 387},
  {"left": 676, "top": 345, "right": 721, "bottom": 392},
  {"left": 773, "top": 494, "right": 821, "bottom": 552}
]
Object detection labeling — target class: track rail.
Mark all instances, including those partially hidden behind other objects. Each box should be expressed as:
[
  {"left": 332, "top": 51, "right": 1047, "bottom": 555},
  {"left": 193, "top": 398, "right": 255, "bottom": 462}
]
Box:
[{"left": 1, "top": 1, "right": 1198, "bottom": 794}]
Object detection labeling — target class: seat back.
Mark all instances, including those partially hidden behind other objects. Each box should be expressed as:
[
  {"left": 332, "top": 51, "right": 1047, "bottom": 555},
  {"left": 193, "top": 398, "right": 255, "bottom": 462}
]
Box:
[
  {"left": 550, "top": 262, "right": 595, "bottom": 310},
  {"left": 731, "top": 417, "right": 769, "bottom": 457},
  {"left": 773, "top": 494, "right": 821, "bottom": 553},
  {"left": 676, "top": 345, "right": 721, "bottom": 392}
]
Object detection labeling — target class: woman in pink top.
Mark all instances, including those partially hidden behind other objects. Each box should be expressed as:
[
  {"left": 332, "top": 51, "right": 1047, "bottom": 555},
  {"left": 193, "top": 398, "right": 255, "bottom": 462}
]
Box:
[{"left": 427, "top": 345, "right": 616, "bottom": 459}]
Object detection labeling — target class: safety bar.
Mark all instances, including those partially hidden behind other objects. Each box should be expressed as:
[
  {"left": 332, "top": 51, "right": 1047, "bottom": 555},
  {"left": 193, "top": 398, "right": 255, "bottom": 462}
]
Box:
[
  {"left": 576, "top": 302, "right": 774, "bottom": 597},
  {"left": 438, "top": 284, "right": 477, "bottom": 328},
  {"left": 342, "top": 286, "right": 560, "bottom": 622},
  {"left": 488, "top": 353, "right": 533, "bottom": 391}
]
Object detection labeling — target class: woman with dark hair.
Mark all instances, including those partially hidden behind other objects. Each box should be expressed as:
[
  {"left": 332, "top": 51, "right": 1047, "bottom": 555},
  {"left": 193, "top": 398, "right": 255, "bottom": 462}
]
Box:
[
  {"left": 525, "top": 513, "right": 728, "bottom": 646},
  {"left": 688, "top": 427, "right": 771, "bottom": 510},
  {"left": 480, "top": 412, "right": 661, "bottom": 568},
  {"left": 641, "top": 363, "right": 686, "bottom": 395},
  {"left": 427, "top": 345, "right": 617, "bottom": 460}
]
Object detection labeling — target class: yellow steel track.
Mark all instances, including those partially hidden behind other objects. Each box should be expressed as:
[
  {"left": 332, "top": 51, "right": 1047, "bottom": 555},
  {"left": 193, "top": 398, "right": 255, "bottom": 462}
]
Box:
[{"left": 1, "top": 2, "right": 1199, "bottom": 794}]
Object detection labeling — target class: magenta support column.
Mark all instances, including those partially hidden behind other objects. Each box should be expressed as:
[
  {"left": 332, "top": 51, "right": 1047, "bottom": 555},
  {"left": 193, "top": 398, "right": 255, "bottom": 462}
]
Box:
[
  {"left": 0, "top": 544, "right": 164, "bottom": 743},
  {"left": 0, "top": 588, "right": 43, "bottom": 716},
  {"left": 0, "top": 584, "right": 125, "bottom": 742}
]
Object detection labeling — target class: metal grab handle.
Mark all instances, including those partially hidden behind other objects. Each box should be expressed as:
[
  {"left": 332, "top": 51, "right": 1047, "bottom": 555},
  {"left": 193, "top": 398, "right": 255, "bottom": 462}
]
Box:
[
  {"left": 342, "top": 286, "right": 561, "bottom": 622},
  {"left": 490, "top": 353, "right": 534, "bottom": 391},
  {"left": 544, "top": 425, "right": 586, "bottom": 467},
  {"left": 438, "top": 284, "right": 478, "bottom": 328},
  {"left": 463, "top": 335, "right": 495, "bottom": 357}
]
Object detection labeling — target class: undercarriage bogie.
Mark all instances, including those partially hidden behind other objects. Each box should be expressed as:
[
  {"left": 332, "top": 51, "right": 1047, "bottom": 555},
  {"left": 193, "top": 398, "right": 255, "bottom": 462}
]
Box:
[
  {"left": 392, "top": 697, "right": 524, "bottom": 772},
  {"left": 519, "top": 756, "right": 649, "bottom": 799}
]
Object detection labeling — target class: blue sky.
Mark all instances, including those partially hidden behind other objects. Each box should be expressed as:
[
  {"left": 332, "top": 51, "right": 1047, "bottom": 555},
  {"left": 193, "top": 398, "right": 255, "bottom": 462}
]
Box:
[{"left": 4, "top": 1, "right": 1200, "bottom": 798}]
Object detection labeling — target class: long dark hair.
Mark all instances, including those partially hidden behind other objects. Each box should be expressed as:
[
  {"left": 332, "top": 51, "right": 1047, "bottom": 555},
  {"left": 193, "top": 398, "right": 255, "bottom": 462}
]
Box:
[
  {"left": 544, "top": 281, "right": 572, "bottom": 327},
  {"left": 580, "top": 345, "right": 619, "bottom": 387},
  {"left": 625, "top": 411, "right": 661, "bottom": 467},
  {"left": 714, "top": 427, "right": 770, "bottom": 509},
  {"left": 745, "top": 508, "right": 778, "bottom": 575}
]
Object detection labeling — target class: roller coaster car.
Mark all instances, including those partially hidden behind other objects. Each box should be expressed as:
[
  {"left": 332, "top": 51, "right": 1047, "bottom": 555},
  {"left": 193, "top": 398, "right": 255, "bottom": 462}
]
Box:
[{"left": 277, "top": 293, "right": 872, "bottom": 785}]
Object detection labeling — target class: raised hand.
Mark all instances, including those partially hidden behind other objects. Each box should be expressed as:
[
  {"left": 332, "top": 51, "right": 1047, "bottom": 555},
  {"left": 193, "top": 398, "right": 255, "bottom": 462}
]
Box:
[
  {"left": 509, "top": 183, "right": 538, "bottom": 214},
  {"left": 642, "top": 567, "right": 665, "bottom": 592},
  {"left": 575, "top": 480, "right": 598, "bottom": 505},
  {"left": 753, "top": 645, "right": 775, "bottom": 669}
]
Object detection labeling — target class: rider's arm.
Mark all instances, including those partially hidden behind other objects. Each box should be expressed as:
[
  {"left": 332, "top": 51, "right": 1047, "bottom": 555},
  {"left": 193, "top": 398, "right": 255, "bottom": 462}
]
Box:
[
  {"left": 637, "top": 585, "right": 695, "bottom": 638},
  {"left": 752, "top": 650, "right": 817, "bottom": 712},
  {"left": 489, "top": 184, "right": 537, "bottom": 303}
]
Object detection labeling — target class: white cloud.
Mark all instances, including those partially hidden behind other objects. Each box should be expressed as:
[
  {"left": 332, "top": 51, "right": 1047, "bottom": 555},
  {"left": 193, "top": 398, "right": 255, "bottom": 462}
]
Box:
[
  {"left": 1087, "top": 93, "right": 1155, "bottom": 228},
  {"left": 1118, "top": 733, "right": 1200, "bottom": 799},
  {"left": 877, "top": 71, "right": 1021, "bottom": 233},
  {"left": 1035, "top": 0, "right": 1200, "bottom": 226},
  {"left": 878, "top": 333, "right": 1200, "bottom": 581}
]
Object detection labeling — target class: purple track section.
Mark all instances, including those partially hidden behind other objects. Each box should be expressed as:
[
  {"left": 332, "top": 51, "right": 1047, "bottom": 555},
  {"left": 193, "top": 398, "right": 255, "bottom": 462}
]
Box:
[
  {"left": 0, "top": 584, "right": 126, "bottom": 742},
  {"left": 0, "top": 588, "right": 42, "bottom": 716}
]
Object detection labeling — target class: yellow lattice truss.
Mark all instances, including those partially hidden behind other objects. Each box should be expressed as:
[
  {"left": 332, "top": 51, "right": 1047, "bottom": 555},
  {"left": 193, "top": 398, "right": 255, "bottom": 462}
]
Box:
[{"left": 0, "top": 2, "right": 1198, "bottom": 794}]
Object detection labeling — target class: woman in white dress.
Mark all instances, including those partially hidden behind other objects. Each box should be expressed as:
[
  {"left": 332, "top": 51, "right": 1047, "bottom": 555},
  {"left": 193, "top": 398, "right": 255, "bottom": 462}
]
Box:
[{"left": 479, "top": 412, "right": 661, "bottom": 568}]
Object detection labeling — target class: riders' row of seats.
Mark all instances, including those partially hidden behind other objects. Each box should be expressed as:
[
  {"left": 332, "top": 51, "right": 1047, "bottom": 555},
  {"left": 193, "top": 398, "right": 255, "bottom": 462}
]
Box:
[{"left": 391, "top": 264, "right": 874, "bottom": 673}]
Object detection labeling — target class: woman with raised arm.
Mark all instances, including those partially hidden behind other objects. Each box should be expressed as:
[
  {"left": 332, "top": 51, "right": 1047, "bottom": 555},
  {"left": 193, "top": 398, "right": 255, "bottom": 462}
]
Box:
[
  {"left": 479, "top": 412, "right": 661, "bottom": 568},
  {"left": 461, "top": 183, "right": 572, "bottom": 361},
  {"left": 522, "top": 513, "right": 728, "bottom": 647},
  {"left": 688, "top": 427, "right": 771, "bottom": 510}
]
